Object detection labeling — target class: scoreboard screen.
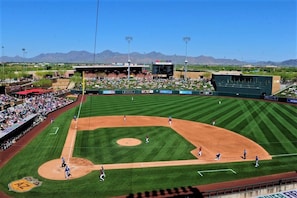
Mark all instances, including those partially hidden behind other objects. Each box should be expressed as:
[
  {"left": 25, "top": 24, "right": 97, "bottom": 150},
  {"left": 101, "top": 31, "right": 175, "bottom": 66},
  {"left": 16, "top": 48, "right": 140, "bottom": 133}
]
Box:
[{"left": 152, "top": 61, "right": 174, "bottom": 79}]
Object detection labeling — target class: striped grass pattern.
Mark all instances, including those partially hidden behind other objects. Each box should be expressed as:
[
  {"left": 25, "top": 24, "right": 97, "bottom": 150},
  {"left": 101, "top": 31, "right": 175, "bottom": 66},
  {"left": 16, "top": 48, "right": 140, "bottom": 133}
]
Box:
[
  {"left": 79, "top": 95, "right": 297, "bottom": 155},
  {"left": 0, "top": 94, "right": 296, "bottom": 198}
]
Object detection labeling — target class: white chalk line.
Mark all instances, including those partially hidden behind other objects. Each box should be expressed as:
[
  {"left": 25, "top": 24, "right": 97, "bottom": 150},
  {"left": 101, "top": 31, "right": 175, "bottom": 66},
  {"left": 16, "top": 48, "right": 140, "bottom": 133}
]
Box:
[
  {"left": 197, "top": 168, "right": 237, "bottom": 176},
  {"left": 67, "top": 94, "right": 84, "bottom": 164},
  {"left": 49, "top": 127, "right": 59, "bottom": 135},
  {"left": 271, "top": 153, "right": 297, "bottom": 158}
]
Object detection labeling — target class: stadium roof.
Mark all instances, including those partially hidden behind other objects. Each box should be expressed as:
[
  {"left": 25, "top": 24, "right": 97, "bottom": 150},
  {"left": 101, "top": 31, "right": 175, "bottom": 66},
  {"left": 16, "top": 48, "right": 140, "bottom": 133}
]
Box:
[
  {"left": 73, "top": 64, "right": 150, "bottom": 69},
  {"left": 16, "top": 88, "right": 51, "bottom": 95}
]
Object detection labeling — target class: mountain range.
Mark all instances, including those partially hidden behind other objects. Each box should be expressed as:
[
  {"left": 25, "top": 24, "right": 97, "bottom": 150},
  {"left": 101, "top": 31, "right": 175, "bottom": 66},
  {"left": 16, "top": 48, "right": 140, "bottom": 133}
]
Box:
[{"left": 1, "top": 50, "right": 296, "bottom": 66}]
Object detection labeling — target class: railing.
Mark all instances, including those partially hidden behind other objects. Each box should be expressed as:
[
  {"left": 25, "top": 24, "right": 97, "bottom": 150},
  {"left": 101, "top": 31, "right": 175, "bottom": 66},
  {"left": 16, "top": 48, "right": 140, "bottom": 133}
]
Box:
[{"left": 202, "top": 176, "right": 297, "bottom": 197}]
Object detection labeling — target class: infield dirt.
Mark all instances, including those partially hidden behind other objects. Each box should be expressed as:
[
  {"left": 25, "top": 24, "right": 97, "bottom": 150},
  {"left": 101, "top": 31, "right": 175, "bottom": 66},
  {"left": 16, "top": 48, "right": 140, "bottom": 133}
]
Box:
[{"left": 38, "top": 115, "right": 271, "bottom": 180}]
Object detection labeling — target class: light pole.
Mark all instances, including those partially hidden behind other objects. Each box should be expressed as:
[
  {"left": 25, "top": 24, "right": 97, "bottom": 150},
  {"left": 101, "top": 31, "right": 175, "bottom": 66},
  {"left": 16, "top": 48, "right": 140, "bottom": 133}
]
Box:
[
  {"left": 125, "top": 36, "right": 132, "bottom": 80},
  {"left": 1, "top": 46, "right": 4, "bottom": 81},
  {"left": 183, "top": 36, "right": 190, "bottom": 80},
  {"left": 22, "top": 48, "right": 26, "bottom": 72}
]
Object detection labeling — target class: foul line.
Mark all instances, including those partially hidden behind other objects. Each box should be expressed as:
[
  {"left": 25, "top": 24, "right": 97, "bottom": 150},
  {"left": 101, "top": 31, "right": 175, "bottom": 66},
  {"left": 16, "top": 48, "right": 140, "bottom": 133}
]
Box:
[
  {"left": 67, "top": 94, "right": 84, "bottom": 164},
  {"left": 197, "top": 168, "right": 237, "bottom": 176},
  {"left": 271, "top": 153, "right": 297, "bottom": 158},
  {"left": 49, "top": 127, "right": 59, "bottom": 135}
]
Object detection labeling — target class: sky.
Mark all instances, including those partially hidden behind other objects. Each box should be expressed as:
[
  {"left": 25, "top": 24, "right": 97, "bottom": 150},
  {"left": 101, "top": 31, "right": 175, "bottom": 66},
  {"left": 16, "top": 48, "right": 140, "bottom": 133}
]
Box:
[{"left": 1, "top": 0, "right": 296, "bottom": 62}]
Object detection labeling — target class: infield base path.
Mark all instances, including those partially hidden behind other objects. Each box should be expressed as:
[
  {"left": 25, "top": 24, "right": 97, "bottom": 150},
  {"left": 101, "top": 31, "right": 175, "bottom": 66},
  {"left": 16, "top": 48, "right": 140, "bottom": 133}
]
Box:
[{"left": 38, "top": 116, "right": 271, "bottom": 180}]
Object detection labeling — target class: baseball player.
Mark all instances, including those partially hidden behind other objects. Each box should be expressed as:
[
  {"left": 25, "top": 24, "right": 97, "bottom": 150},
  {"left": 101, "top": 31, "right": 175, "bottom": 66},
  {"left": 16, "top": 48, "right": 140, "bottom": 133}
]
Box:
[
  {"left": 198, "top": 147, "right": 202, "bottom": 157},
  {"left": 215, "top": 153, "right": 221, "bottom": 160},
  {"left": 255, "top": 156, "right": 259, "bottom": 167},
  {"left": 61, "top": 157, "right": 66, "bottom": 167},
  {"left": 145, "top": 136, "right": 149, "bottom": 143},
  {"left": 123, "top": 115, "right": 126, "bottom": 122},
  {"left": 168, "top": 116, "right": 172, "bottom": 126},
  {"left": 212, "top": 120, "right": 216, "bottom": 126},
  {"left": 99, "top": 166, "right": 105, "bottom": 181},
  {"left": 243, "top": 149, "right": 247, "bottom": 159},
  {"left": 65, "top": 164, "right": 71, "bottom": 179}
]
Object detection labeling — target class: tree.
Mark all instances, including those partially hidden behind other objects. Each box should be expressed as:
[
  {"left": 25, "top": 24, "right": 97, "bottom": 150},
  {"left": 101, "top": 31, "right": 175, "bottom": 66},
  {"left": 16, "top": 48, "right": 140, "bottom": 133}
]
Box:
[{"left": 70, "top": 72, "right": 82, "bottom": 88}]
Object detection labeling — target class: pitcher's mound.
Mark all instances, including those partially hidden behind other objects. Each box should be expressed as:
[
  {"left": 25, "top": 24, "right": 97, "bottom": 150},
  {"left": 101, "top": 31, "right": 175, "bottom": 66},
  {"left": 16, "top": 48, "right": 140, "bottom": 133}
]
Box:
[{"left": 117, "top": 138, "right": 141, "bottom": 146}]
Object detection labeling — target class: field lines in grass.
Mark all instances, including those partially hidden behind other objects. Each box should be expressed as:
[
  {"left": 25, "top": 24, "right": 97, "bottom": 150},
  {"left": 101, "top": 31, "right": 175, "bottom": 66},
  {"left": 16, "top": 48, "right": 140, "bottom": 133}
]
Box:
[
  {"left": 217, "top": 105, "right": 244, "bottom": 128},
  {"left": 239, "top": 101, "right": 267, "bottom": 137},
  {"left": 267, "top": 113, "right": 296, "bottom": 152},
  {"left": 197, "top": 100, "right": 239, "bottom": 124},
  {"left": 273, "top": 105, "right": 297, "bottom": 128},
  {"left": 258, "top": 119, "right": 287, "bottom": 154},
  {"left": 272, "top": 106, "right": 297, "bottom": 139}
]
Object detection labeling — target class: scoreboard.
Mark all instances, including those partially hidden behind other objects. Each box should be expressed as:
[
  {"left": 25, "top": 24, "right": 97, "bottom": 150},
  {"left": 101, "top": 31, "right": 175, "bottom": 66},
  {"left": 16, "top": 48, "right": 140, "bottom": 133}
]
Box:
[{"left": 152, "top": 60, "right": 174, "bottom": 79}]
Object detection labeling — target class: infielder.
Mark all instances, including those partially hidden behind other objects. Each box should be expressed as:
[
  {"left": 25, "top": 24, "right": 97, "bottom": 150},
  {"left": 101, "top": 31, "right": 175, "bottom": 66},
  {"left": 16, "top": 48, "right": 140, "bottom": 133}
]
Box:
[
  {"left": 215, "top": 153, "right": 221, "bottom": 160},
  {"left": 243, "top": 149, "right": 247, "bottom": 159},
  {"left": 145, "top": 136, "right": 149, "bottom": 143},
  {"left": 99, "top": 166, "right": 105, "bottom": 181},
  {"left": 255, "top": 156, "right": 259, "bottom": 167},
  {"left": 168, "top": 116, "right": 172, "bottom": 126},
  {"left": 198, "top": 147, "right": 202, "bottom": 157},
  {"left": 212, "top": 120, "right": 216, "bottom": 126}
]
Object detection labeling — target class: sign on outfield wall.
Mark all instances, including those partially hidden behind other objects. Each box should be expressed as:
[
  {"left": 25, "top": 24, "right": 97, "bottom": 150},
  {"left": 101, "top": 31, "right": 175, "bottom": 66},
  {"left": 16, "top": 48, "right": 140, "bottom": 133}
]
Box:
[
  {"left": 122, "top": 90, "right": 135, "bottom": 94},
  {"left": 179, "top": 90, "right": 192, "bottom": 95},
  {"left": 159, "top": 90, "right": 172, "bottom": 94},
  {"left": 141, "top": 90, "right": 154, "bottom": 94},
  {"left": 102, "top": 90, "right": 115, "bottom": 94},
  {"left": 257, "top": 190, "right": 297, "bottom": 198},
  {"left": 287, "top": 98, "right": 297, "bottom": 104}
]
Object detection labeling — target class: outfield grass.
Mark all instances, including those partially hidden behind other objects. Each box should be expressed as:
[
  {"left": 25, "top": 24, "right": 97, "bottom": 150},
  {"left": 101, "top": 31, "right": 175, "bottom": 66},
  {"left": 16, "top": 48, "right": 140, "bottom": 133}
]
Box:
[{"left": 0, "top": 95, "right": 296, "bottom": 198}]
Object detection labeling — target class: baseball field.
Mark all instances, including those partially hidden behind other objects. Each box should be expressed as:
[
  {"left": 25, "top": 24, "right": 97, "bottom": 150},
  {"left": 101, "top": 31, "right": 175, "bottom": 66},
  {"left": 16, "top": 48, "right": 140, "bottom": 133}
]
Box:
[{"left": 0, "top": 94, "right": 297, "bottom": 197}]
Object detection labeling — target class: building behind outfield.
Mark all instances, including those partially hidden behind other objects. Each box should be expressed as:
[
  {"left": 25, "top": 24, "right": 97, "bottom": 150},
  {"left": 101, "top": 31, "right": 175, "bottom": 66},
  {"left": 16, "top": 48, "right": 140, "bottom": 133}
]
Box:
[
  {"left": 73, "top": 64, "right": 150, "bottom": 78},
  {"left": 211, "top": 74, "right": 281, "bottom": 98}
]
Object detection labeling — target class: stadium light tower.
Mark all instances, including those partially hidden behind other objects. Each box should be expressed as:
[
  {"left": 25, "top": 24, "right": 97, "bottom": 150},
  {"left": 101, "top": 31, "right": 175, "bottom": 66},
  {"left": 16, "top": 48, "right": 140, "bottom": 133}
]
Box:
[
  {"left": 22, "top": 48, "right": 26, "bottom": 72},
  {"left": 125, "top": 36, "right": 133, "bottom": 80},
  {"left": 1, "top": 46, "right": 4, "bottom": 80},
  {"left": 183, "top": 36, "right": 190, "bottom": 80}
]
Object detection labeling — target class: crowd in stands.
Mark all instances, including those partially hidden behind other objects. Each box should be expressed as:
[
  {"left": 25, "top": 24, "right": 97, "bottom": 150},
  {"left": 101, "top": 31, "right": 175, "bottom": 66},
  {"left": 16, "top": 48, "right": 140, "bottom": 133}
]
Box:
[
  {"left": 85, "top": 77, "right": 214, "bottom": 92},
  {"left": 0, "top": 90, "right": 74, "bottom": 151},
  {"left": 276, "top": 84, "right": 297, "bottom": 99},
  {"left": 0, "top": 94, "right": 20, "bottom": 108}
]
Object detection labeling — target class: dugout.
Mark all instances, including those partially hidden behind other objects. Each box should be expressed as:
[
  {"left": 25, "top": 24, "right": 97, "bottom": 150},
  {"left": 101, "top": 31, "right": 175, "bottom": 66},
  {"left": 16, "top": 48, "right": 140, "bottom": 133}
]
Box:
[
  {"left": 152, "top": 61, "right": 174, "bottom": 79},
  {"left": 211, "top": 74, "right": 280, "bottom": 98},
  {"left": 0, "top": 114, "right": 37, "bottom": 145}
]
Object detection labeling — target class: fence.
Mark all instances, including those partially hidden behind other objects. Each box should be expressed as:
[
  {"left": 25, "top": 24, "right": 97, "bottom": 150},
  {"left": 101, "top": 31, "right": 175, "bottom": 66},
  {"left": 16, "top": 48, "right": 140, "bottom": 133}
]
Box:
[{"left": 201, "top": 175, "right": 297, "bottom": 197}]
